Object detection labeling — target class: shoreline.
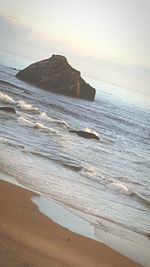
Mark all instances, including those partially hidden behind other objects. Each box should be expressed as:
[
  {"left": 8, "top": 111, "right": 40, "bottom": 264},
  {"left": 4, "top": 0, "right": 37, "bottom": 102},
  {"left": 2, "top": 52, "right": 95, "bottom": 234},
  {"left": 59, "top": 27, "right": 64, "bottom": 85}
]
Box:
[
  {"left": 33, "top": 195, "right": 150, "bottom": 266},
  {"left": 0, "top": 180, "right": 143, "bottom": 267}
]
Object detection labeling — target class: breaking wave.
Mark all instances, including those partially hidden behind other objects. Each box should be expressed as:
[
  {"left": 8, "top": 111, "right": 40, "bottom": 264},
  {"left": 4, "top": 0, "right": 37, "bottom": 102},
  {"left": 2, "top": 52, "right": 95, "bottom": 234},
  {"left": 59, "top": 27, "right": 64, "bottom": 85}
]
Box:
[
  {"left": 107, "top": 182, "right": 131, "bottom": 195},
  {"left": 18, "top": 116, "right": 34, "bottom": 127},
  {"left": 33, "top": 122, "right": 48, "bottom": 130},
  {"left": 107, "top": 181, "right": 150, "bottom": 206},
  {"left": 33, "top": 122, "right": 56, "bottom": 133},
  {"left": 17, "top": 100, "right": 39, "bottom": 112},
  {"left": 39, "top": 112, "right": 69, "bottom": 127},
  {"left": 79, "top": 165, "right": 97, "bottom": 177},
  {"left": 18, "top": 116, "right": 58, "bottom": 134},
  {"left": 33, "top": 122, "right": 58, "bottom": 134},
  {"left": 0, "top": 91, "right": 15, "bottom": 104},
  {"left": 39, "top": 112, "right": 54, "bottom": 122},
  {"left": 0, "top": 91, "right": 39, "bottom": 114}
]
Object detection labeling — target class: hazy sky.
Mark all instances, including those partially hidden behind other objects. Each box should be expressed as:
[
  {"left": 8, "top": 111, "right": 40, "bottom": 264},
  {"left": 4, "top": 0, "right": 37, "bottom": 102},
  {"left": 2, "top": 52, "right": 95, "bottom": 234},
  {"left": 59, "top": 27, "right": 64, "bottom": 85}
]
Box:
[{"left": 0, "top": 0, "right": 150, "bottom": 94}]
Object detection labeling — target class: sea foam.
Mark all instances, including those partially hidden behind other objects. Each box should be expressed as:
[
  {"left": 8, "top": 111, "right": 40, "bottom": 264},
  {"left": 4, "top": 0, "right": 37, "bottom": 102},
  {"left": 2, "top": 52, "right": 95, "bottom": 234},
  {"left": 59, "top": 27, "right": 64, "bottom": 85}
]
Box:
[
  {"left": 18, "top": 116, "right": 58, "bottom": 134},
  {"left": 17, "top": 100, "right": 39, "bottom": 112},
  {"left": 0, "top": 91, "right": 15, "bottom": 104},
  {"left": 107, "top": 181, "right": 131, "bottom": 195},
  {"left": 18, "top": 116, "right": 34, "bottom": 127},
  {"left": 39, "top": 112, "right": 69, "bottom": 127},
  {"left": 33, "top": 122, "right": 58, "bottom": 134}
]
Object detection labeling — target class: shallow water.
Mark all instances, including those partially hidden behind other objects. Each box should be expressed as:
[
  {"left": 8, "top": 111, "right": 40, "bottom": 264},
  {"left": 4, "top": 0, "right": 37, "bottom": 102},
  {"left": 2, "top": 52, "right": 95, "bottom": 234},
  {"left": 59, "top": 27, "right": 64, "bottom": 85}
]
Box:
[{"left": 0, "top": 50, "right": 150, "bottom": 266}]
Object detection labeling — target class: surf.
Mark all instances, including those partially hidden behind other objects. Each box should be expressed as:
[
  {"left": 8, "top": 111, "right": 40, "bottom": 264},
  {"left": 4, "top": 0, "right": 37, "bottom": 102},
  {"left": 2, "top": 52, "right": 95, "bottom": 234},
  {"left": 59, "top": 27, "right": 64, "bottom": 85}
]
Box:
[
  {"left": 17, "top": 100, "right": 39, "bottom": 113},
  {"left": 0, "top": 91, "right": 15, "bottom": 104}
]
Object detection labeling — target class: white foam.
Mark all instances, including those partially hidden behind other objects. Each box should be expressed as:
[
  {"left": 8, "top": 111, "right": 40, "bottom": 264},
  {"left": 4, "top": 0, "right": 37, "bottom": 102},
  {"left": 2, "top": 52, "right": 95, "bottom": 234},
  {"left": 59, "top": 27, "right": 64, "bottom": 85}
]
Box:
[
  {"left": 107, "top": 182, "right": 131, "bottom": 195},
  {"left": 0, "top": 92, "right": 15, "bottom": 104},
  {"left": 33, "top": 122, "right": 47, "bottom": 130},
  {"left": 17, "top": 100, "right": 39, "bottom": 112},
  {"left": 33, "top": 122, "right": 58, "bottom": 134},
  {"left": 18, "top": 116, "right": 34, "bottom": 127},
  {"left": 39, "top": 112, "right": 69, "bottom": 127},
  {"left": 18, "top": 117, "right": 47, "bottom": 130},
  {"left": 80, "top": 165, "right": 96, "bottom": 177},
  {"left": 39, "top": 112, "right": 54, "bottom": 122}
]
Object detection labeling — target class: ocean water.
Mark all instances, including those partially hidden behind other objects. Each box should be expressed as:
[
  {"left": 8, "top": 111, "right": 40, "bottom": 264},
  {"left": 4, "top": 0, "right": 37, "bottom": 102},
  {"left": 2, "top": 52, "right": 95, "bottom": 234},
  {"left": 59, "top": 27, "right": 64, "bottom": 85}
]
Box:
[{"left": 0, "top": 50, "right": 150, "bottom": 265}]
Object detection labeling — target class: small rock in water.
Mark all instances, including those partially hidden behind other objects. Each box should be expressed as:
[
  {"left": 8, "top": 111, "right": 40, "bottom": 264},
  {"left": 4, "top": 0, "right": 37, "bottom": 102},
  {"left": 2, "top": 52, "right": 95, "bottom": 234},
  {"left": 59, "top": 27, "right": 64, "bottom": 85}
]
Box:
[
  {"left": 0, "top": 106, "right": 16, "bottom": 113},
  {"left": 69, "top": 130, "right": 99, "bottom": 140}
]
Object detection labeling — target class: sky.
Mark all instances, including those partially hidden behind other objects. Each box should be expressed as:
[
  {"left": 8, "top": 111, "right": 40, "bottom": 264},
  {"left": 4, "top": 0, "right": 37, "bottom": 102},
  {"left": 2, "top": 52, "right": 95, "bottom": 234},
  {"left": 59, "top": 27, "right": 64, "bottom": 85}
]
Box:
[{"left": 0, "top": 0, "right": 150, "bottom": 94}]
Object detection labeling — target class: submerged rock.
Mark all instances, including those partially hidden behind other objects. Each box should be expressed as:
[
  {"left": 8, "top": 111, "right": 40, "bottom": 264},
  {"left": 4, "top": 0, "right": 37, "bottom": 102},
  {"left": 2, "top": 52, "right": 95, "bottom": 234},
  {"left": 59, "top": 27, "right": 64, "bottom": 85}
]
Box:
[
  {"left": 69, "top": 130, "right": 99, "bottom": 140},
  {"left": 16, "top": 55, "right": 96, "bottom": 101},
  {"left": 0, "top": 106, "right": 16, "bottom": 113}
]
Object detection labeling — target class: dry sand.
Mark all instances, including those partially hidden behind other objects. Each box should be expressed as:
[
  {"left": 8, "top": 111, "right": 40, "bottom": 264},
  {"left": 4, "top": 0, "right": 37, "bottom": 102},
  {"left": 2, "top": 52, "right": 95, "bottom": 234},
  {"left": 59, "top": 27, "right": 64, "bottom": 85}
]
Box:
[{"left": 0, "top": 180, "right": 143, "bottom": 267}]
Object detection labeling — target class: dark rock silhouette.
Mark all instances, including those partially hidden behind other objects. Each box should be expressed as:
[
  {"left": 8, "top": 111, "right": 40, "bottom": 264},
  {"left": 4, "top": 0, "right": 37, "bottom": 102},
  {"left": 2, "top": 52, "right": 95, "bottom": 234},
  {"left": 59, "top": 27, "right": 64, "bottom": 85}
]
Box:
[
  {"left": 69, "top": 130, "right": 99, "bottom": 140},
  {"left": 16, "top": 55, "right": 96, "bottom": 101},
  {"left": 0, "top": 106, "right": 16, "bottom": 113}
]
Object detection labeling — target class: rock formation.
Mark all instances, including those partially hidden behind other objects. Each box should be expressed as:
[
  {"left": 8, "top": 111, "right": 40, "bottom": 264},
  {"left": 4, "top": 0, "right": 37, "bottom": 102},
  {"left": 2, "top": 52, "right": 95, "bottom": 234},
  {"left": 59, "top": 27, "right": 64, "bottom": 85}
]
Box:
[
  {"left": 16, "top": 55, "right": 96, "bottom": 101},
  {"left": 69, "top": 130, "right": 99, "bottom": 140},
  {"left": 0, "top": 107, "right": 16, "bottom": 113}
]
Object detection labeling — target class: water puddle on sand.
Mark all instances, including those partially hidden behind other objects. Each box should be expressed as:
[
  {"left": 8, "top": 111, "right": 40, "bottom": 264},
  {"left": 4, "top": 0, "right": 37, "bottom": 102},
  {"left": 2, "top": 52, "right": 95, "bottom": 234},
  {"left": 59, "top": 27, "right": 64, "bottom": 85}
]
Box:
[
  {"left": 32, "top": 196, "right": 96, "bottom": 240},
  {"left": 0, "top": 173, "right": 149, "bottom": 267},
  {"left": 33, "top": 195, "right": 150, "bottom": 267}
]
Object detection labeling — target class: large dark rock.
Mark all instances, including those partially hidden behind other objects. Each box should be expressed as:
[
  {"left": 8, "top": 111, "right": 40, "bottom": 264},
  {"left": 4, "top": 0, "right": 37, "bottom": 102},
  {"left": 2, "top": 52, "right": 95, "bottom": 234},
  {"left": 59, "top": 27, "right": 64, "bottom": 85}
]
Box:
[{"left": 16, "top": 55, "right": 96, "bottom": 101}]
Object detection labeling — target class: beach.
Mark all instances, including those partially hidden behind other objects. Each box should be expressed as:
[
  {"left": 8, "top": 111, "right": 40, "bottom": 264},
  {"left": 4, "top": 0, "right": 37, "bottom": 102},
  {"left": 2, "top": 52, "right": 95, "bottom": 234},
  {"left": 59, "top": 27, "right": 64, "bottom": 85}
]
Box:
[
  {"left": 0, "top": 180, "right": 143, "bottom": 267},
  {"left": 0, "top": 55, "right": 149, "bottom": 266}
]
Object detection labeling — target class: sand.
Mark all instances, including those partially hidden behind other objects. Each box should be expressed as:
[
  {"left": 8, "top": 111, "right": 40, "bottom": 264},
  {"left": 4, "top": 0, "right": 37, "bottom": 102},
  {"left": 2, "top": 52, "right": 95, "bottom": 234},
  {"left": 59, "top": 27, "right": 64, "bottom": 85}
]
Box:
[{"left": 0, "top": 180, "right": 143, "bottom": 267}]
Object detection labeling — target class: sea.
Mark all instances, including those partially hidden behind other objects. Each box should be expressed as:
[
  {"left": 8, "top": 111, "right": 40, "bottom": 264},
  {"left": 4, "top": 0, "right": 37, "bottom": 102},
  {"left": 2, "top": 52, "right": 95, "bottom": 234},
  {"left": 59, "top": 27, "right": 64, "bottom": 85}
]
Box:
[{"left": 0, "top": 50, "right": 150, "bottom": 266}]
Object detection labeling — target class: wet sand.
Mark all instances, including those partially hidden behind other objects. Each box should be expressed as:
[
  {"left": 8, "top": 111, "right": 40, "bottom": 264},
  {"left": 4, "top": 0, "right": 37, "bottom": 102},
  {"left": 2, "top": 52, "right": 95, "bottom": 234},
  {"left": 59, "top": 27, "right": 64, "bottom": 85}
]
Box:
[{"left": 0, "top": 180, "right": 143, "bottom": 267}]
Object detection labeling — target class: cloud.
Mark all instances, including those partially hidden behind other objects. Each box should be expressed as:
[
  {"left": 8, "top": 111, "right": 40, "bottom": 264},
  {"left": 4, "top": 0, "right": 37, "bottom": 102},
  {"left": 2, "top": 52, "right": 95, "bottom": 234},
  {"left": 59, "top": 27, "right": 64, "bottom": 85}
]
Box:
[{"left": 0, "top": 14, "right": 80, "bottom": 60}]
